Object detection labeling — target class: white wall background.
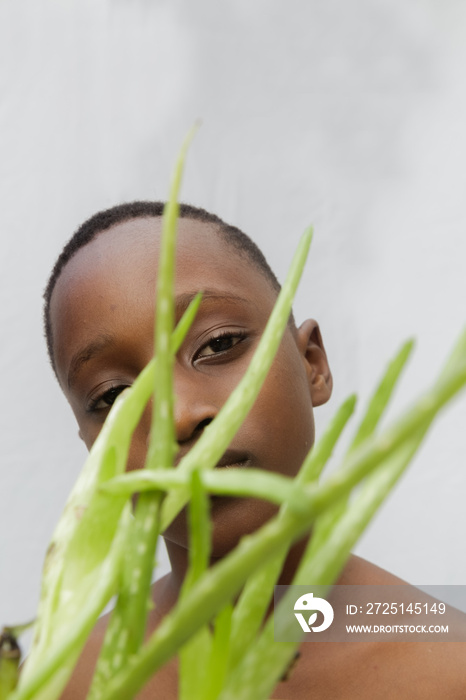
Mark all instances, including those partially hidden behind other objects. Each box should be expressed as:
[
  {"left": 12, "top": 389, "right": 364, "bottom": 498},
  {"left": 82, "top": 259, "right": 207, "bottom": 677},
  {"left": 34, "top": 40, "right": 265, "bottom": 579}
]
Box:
[{"left": 1, "top": 0, "right": 466, "bottom": 628}]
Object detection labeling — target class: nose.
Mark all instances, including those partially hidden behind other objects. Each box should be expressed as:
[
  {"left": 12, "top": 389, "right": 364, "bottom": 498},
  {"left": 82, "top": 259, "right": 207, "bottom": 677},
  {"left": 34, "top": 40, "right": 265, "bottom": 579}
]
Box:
[{"left": 174, "top": 374, "right": 218, "bottom": 446}]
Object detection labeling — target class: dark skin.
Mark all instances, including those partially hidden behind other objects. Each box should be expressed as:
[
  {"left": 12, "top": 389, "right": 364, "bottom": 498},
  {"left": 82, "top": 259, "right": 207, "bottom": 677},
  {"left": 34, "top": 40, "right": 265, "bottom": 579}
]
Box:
[{"left": 50, "top": 217, "right": 466, "bottom": 698}]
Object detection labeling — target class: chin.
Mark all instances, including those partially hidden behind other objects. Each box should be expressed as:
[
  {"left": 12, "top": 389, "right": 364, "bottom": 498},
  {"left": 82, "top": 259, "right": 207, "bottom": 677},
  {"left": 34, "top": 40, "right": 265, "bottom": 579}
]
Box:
[
  {"left": 208, "top": 495, "right": 279, "bottom": 558},
  {"left": 161, "top": 495, "right": 279, "bottom": 561}
]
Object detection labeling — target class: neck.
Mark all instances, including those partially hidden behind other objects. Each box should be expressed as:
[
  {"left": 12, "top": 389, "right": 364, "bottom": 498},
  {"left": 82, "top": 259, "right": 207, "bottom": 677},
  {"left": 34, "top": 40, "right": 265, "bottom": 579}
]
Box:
[
  {"left": 163, "top": 531, "right": 311, "bottom": 598},
  {"left": 163, "top": 537, "right": 189, "bottom": 595}
]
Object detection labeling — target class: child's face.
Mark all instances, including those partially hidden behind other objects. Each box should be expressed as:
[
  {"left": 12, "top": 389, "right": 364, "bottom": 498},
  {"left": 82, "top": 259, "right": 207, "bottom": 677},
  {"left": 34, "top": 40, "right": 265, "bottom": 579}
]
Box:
[{"left": 49, "top": 217, "right": 331, "bottom": 553}]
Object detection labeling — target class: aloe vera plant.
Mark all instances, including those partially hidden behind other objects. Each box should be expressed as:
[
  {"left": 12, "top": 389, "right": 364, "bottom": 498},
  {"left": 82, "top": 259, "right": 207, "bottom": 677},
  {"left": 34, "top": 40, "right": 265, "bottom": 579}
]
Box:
[{"left": 3, "top": 132, "right": 466, "bottom": 700}]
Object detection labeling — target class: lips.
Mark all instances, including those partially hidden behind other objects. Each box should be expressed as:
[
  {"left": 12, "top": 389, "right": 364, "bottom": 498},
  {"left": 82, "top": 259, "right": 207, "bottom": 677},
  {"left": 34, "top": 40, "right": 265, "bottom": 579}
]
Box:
[
  {"left": 174, "top": 447, "right": 252, "bottom": 470},
  {"left": 215, "top": 450, "right": 252, "bottom": 469},
  {"left": 210, "top": 451, "right": 252, "bottom": 505}
]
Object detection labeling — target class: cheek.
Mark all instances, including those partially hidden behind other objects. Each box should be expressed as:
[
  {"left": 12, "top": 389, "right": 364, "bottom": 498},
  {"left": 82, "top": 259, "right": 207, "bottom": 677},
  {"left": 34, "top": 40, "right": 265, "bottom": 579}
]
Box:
[
  {"left": 245, "top": 353, "right": 315, "bottom": 473},
  {"left": 78, "top": 405, "right": 152, "bottom": 472},
  {"left": 80, "top": 423, "right": 101, "bottom": 452},
  {"left": 126, "top": 406, "right": 153, "bottom": 472}
]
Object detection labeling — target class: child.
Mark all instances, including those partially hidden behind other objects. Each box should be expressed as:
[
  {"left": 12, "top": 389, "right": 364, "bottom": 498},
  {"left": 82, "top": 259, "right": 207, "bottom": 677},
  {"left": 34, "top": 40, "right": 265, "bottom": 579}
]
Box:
[{"left": 44, "top": 202, "right": 465, "bottom": 698}]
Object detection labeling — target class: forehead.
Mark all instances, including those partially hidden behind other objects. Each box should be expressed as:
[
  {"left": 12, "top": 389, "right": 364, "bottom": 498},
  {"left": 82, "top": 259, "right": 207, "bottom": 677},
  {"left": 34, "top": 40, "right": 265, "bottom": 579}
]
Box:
[{"left": 50, "top": 216, "right": 277, "bottom": 387}]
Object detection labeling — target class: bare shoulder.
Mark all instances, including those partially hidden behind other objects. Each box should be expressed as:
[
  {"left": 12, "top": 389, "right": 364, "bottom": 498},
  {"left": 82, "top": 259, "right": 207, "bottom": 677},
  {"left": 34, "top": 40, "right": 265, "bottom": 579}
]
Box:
[
  {"left": 60, "top": 613, "right": 107, "bottom": 700},
  {"left": 339, "top": 557, "right": 466, "bottom": 698},
  {"left": 274, "top": 556, "right": 466, "bottom": 699},
  {"left": 61, "top": 558, "right": 466, "bottom": 699},
  {"left": 61, "top": 574, "right": 177, "bottom": 700}
]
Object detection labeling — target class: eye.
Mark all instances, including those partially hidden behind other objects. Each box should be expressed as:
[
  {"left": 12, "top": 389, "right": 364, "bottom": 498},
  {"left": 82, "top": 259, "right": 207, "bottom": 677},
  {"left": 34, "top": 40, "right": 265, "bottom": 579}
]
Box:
[
  {"left": 86, "top": 384, "right": 129, "bottom": 412},
  {"left": 196, "top": 331, "right": 247, "bottom": 359}
]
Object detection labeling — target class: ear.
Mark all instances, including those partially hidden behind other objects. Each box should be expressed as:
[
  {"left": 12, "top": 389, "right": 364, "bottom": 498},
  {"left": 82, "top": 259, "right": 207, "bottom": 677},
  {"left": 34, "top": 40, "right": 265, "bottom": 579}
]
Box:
[{"left": 296, "top": 319, "right": 333, "bottom": 407}]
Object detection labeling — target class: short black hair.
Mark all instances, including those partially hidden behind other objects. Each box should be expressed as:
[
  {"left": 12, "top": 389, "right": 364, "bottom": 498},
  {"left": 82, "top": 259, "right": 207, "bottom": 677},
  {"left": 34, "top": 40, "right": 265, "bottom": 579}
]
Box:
[{"left": 43, "top": 201, "right": 282, "bottom": 373}]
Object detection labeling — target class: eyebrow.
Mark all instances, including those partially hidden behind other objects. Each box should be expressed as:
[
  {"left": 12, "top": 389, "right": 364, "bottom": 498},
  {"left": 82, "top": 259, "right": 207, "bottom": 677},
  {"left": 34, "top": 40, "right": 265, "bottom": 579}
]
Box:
[
  {"left": 175, "top": 289, "right": 254, "bottom": 315},
  {"left": 66, "top": 289, "right": 254, "bottom": 389},
  {"left": 67, "top": 333, "right": 115, "bottom": 389}
]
